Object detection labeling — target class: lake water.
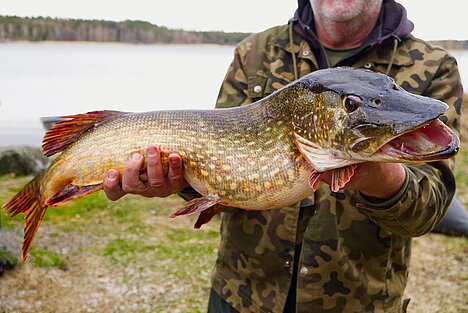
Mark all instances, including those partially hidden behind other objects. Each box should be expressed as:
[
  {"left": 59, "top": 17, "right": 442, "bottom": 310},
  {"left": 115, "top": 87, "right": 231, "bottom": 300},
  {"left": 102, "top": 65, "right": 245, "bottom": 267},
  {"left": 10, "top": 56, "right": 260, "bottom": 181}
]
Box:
[
  {"left": 0, "top": 42, "right": 467, "bottom": 147},
  {"left": 0, "top": 42, "right": 235, "bottom": 147}
]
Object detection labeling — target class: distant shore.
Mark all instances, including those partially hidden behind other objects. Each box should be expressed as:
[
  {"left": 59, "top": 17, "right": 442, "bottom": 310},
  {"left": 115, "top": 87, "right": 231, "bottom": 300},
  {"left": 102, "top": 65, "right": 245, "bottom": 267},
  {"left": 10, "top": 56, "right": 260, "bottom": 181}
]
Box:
[
  {"left": 0, "top": 15, "right": 250, "bottom": 45},
  {"left": 1, "top": 15, "right": 467, "bottom": 49},
  {"left": 0, "top": 40, "right": 233, "bottom": 47}
]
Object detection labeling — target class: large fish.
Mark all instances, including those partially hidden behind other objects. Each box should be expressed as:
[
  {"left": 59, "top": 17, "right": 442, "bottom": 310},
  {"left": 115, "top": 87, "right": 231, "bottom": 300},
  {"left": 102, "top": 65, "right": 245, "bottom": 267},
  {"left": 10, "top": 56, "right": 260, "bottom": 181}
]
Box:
[{"left": 2, "top": 67, "right": 459, "bottom": 260}]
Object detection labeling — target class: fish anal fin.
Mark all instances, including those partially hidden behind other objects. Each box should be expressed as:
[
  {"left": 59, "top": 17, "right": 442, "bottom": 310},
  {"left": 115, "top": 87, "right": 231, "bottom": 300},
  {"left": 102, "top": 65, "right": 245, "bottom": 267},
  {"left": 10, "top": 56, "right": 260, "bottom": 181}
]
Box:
[
  {"left": 170, "top": 195, "right": 220, "bottom": 218},
  {"left": 42, "top": 110, "right": 126, "bottom": 157},
  {"left": 45, "top": 183, "right": 103, "bottom": 207},
  {"left": 194, "top": 204, "right": 223, "bottom": 229},
  {"left": 331, "top": 164, "right": 357, "bottom": 192}
]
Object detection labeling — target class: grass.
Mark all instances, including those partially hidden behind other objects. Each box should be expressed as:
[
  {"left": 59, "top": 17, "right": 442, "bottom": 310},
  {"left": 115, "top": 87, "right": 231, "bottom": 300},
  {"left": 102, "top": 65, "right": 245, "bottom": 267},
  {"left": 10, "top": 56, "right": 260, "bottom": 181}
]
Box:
[{"left": 29, "top": 247, "right": 68, "bottom": 270}]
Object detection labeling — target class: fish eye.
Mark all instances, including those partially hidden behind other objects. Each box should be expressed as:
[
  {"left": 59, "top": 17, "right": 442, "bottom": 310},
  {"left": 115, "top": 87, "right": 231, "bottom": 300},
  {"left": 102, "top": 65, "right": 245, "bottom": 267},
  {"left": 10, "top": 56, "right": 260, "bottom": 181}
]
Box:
[
  {"left": 392, "top": 83, "right": 399, "bottom": 91},
  {"left": 344, "top": 95, "right": 362, "bottom": 113}
]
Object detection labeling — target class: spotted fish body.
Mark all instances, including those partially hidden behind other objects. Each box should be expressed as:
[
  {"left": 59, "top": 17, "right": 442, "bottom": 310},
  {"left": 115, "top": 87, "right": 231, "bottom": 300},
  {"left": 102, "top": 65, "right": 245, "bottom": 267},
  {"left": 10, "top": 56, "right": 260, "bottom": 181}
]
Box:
[
  {"left": 51, "top": 104, "right": 313, "bottom": 211},
  {"left": 2, "top": 67, "right": 459, "bottom": 260}
]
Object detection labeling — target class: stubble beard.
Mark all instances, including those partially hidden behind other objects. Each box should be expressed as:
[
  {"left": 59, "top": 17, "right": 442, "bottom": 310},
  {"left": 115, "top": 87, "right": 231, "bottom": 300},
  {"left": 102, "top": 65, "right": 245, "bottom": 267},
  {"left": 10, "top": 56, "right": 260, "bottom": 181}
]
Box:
[{"left": 310, "top": 0, "right": 383, "bottom": 47}]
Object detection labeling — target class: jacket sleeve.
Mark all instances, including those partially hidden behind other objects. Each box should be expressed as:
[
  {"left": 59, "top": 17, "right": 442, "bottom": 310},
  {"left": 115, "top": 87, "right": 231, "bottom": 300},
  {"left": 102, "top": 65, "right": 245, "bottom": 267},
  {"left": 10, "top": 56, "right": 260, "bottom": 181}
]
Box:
[{"left": 356, "top": 55, "right": 463, "bottom": 237}]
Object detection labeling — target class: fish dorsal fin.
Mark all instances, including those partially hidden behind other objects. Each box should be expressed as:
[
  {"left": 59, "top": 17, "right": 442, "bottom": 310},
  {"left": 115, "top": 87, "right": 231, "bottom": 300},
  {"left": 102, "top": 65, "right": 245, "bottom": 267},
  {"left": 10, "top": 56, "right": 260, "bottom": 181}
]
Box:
[{"left": 42, "top": 110, "right": 126, "bottom": 157}]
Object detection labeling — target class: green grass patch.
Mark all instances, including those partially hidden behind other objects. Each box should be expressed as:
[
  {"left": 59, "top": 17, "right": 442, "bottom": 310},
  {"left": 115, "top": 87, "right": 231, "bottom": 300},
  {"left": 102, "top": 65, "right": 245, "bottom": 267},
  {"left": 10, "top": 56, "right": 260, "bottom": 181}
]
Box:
[
  {"left": 103, "top": 237, "right": 157, "bottom": 266},
  {"left": 43, "top": 191, "right": 111, "bottom": 222},
  {"left": 29, "top": 247, "right": 68, "bottom": 270},
  {"left": 49, "top": 231, "right": 60, "bottom": 237},
  {"left": 0, "top": 213, "right": 22, "bottom": 230},
  {"left": 0, "top": 249, "right": 19, "bottom": 267}
]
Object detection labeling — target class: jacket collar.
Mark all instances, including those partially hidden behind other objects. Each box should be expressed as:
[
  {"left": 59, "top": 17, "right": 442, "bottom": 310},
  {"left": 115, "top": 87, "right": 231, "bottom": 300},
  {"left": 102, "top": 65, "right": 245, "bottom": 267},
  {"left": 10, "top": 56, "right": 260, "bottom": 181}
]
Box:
[
  {"left": 270, "top": 23, "right": 414, "bottom": 69},
  {"left": 286, "top": 0, "right": 415, "bottom": 69}
]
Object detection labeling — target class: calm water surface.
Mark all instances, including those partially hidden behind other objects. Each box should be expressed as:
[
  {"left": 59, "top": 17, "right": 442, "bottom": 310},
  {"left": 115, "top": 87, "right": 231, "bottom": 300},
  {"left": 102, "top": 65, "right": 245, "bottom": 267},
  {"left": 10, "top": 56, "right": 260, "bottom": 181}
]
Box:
[
  {"left": 0, "top": 42, "right": 467, "bottom": 147},
  {"left": 0, "top": 42, "right": 234, "bottom": 146}
]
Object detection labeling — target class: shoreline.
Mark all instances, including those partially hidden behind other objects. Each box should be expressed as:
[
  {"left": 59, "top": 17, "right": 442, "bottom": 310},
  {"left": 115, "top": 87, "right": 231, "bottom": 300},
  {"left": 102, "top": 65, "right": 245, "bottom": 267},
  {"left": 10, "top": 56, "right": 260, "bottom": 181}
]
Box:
[
  {"left": 0, "top": 40, "right": 234, "bottom": 47},
  {"left": 1, "top": 40, "right": 465, "bottom": 50}
]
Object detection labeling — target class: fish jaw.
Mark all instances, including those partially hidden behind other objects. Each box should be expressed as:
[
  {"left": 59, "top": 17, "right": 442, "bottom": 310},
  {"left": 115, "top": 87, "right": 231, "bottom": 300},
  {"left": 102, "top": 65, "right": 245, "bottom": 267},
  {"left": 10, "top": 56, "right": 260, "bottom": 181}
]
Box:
[
  {"left": 294, "top": 116, "right": 459, "bottom": 170},
  {"left": 371, "top": 118, "right": 459, "bottom": 163}
]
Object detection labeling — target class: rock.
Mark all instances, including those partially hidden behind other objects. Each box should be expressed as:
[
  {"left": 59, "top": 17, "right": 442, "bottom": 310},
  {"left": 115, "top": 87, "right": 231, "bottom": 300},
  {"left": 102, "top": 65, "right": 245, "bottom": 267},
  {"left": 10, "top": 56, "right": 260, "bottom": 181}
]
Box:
[
  {"left": 0, "top": 146, "right": 49, "bottom": 176},
  {"left": 0, "top": 249, "right": 18, "bottom": 276}
]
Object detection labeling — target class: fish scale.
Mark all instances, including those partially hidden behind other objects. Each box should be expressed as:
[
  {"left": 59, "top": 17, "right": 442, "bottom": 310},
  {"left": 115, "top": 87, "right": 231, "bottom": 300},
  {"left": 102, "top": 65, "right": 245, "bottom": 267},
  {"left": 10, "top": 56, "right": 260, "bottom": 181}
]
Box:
[{"left": 2, "top": 67, "right": 459, "bottom": 261}]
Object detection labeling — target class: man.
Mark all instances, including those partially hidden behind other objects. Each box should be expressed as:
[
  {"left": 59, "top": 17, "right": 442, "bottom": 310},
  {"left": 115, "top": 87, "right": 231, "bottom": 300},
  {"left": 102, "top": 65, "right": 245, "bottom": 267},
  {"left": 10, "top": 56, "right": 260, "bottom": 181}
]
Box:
[{"left": 104, "top": 0, "right": 463, "bottom": 312}]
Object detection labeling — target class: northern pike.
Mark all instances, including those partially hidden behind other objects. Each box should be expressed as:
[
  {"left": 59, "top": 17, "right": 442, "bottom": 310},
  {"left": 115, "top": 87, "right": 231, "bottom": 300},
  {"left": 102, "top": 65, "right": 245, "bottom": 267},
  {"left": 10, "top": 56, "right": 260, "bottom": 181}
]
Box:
[{"left": 2, "top": 67, "right": 459, "bottom": 261}]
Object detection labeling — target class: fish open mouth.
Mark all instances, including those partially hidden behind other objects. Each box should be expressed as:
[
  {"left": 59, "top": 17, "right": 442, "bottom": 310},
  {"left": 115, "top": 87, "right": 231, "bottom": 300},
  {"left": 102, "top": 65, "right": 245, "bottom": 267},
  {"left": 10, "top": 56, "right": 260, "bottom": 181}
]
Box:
[{"left": 377, "top": 119, "right": 459, "bottom": 162}]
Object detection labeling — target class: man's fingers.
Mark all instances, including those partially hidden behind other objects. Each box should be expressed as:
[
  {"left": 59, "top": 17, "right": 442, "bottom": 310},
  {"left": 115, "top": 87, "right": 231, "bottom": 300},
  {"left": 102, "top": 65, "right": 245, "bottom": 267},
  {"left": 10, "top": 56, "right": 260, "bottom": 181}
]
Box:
[
  {"left": 121, "top": 153, "right": 147, "bottom": 193},
  {"left": 146, "top": 146, "right": 167, "bottom": 189},
  {"left": 103, "top": 169, "right": 126, "bottom": 201},
  {"left": 167, "top": 153, "right": 188, "bottom": 191},
  {"left": 105, "top": 149, "right": 187, "bottom": 200}
]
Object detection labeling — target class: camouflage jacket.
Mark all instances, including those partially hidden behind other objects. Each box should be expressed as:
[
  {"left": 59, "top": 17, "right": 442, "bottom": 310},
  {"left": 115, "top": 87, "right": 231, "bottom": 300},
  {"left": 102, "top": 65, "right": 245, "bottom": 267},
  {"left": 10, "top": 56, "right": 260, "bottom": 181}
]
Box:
[{"left": 196, "top": 21, "right": 463, "bottom": 313}]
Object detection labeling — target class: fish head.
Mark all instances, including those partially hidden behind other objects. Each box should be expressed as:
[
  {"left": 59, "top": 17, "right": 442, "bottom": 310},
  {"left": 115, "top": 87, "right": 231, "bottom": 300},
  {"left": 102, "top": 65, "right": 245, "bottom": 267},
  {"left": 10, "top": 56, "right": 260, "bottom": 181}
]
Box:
[{"left": 291, "top": 67, "right": 459, "bottom": 171}]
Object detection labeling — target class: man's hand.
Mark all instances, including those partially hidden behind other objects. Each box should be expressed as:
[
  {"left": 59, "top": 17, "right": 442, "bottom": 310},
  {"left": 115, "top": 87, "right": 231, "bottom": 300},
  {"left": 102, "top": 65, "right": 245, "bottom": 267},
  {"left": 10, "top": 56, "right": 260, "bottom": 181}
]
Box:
[
  {"left": 103, "top": 146, "right": 189, "bottom": 201},
  {"left": 320, "top": 162, "right": 406, "bottom": 201}
]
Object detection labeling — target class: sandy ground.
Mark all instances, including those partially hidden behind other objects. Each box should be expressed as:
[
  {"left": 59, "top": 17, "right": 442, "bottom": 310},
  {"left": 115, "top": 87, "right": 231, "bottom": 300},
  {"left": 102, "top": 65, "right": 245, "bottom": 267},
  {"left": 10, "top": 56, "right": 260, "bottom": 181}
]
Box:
[{"left": 405, "top": 235, "right": 467, "bottom": 312}]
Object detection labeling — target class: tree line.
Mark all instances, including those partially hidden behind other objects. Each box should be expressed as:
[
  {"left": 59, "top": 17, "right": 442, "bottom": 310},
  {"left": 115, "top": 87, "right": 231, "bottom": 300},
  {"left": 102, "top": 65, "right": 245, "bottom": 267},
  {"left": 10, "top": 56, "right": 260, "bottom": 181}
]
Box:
[
  {"left": 0, "top": 16, "right": 250, "bottom": 45},
  {"left": 429, "top": 40, "right": 468, "bottom": 50},
  {"left": 0, "top": 15, "right": 467, "bottom": 49}
]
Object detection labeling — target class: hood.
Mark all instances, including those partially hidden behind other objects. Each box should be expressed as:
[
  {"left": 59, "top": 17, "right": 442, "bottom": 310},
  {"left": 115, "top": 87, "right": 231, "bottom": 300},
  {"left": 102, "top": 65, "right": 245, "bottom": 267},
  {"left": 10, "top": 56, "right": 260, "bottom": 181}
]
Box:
[{"left": 293, "top": 0, "right": 414, "bottom": 68}]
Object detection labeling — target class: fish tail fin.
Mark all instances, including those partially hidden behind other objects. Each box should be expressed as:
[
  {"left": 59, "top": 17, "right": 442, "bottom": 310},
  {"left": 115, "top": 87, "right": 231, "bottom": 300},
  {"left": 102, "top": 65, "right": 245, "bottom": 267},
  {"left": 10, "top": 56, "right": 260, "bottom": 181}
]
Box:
[
  {"left": 42, "top": 110, "right": 127, "bottom": 157},
  {"left": 2, "top": 172, "right": 47, "bottom": 261}
]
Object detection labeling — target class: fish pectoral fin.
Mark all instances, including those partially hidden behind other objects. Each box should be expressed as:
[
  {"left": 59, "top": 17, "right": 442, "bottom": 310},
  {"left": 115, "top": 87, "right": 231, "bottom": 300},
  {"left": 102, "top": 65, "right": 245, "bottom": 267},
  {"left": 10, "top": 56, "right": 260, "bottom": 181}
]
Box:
[
  {"left": 308, "top": 169, "right": 323, "bottom": 190},
  {"left": 194, "top": 204, "right": 224, "bottom": 229},
  {"left": 331, "top": 165, "right": 357, "bottom": 192},
  {"left": 170, "top": 195, "right": 221, "bottom": 218},
  {"left": 45, "top": 183, "right": 103, "bottom": 207}
]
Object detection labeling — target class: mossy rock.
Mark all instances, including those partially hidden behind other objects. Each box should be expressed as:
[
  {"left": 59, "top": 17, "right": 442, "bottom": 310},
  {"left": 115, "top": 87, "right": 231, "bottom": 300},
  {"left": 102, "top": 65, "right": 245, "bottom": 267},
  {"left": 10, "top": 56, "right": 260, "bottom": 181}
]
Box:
[
  {"left": 0, "top": 147, "right": 49, "bottom": 176},
  {"left": 0, "top": 249, "right": 18, "bottom": 275}
]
